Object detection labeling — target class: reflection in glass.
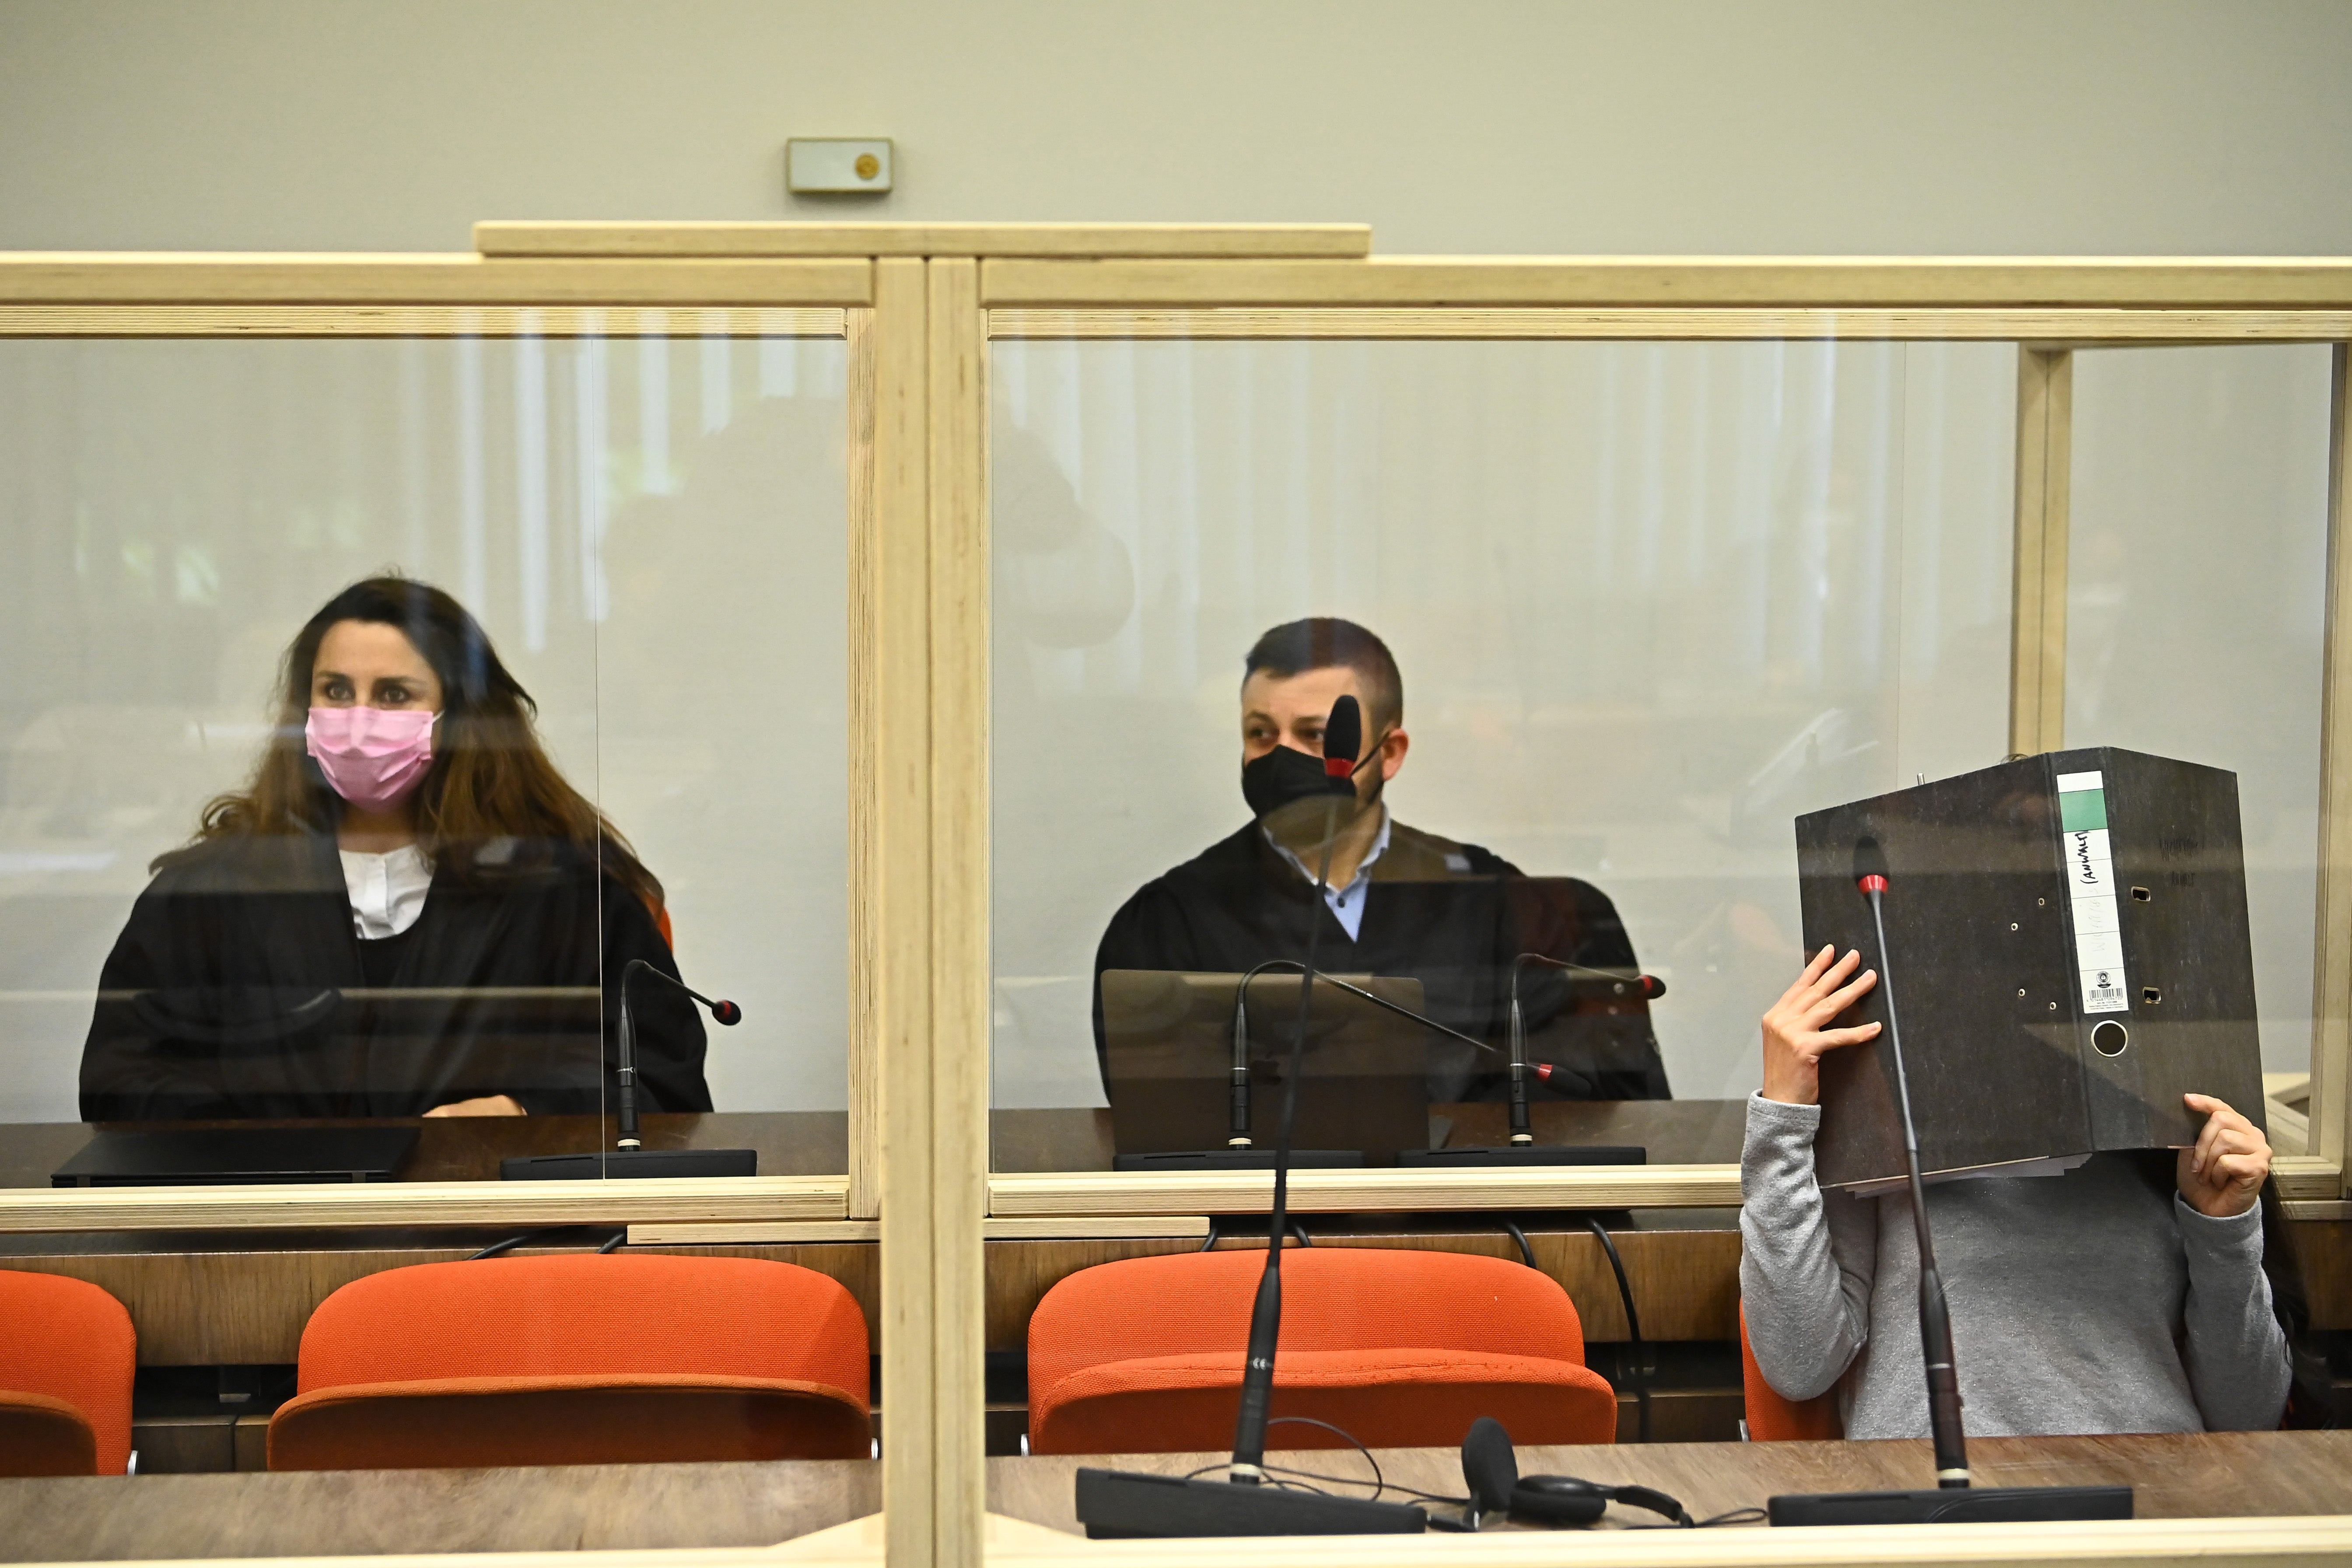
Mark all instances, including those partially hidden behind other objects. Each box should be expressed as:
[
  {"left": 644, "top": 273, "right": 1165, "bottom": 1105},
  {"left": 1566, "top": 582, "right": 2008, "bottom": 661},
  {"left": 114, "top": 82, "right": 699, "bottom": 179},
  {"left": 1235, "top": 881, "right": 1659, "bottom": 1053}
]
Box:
[
  {"left": 2068, "top": 345, "right": 2335, "bottom": 1073},
  {"left": 0, "top": 330, "right": 848, "bottom": 1139},
  {"left": 992, "top": 339, "right": 2017, "bottom": 1116},
  {"left": 77, "top": 577, "right": 703, "bottom": 1121}
]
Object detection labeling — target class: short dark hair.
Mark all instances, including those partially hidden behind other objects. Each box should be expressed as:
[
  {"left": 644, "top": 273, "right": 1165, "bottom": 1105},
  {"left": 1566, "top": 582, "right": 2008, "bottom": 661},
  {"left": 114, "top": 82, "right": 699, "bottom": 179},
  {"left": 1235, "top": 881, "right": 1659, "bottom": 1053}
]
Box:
[{"left": 1242, "top": 618, "right": 1403, "bottom": 733}]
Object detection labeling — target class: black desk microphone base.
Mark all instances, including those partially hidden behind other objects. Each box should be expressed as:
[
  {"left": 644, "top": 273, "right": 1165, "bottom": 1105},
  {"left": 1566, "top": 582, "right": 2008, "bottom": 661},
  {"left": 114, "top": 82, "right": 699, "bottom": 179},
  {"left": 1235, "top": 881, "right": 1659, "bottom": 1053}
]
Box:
[
  {"left": 1113, "top": 1150, "right": 1365, "bottom": 1172},
  {"left": 1398, "top": 1145, "right": 1645, "bottom": 1167},
  {"left": 1075, "top": 1468, "right": 1427, "bottom": 1538},
  {"left": 501, "top": 1148, "right": 756, "bottom": 1180},
  {"left": 1769, "top": 1485, "right": 2132, "bottom": 1526}
]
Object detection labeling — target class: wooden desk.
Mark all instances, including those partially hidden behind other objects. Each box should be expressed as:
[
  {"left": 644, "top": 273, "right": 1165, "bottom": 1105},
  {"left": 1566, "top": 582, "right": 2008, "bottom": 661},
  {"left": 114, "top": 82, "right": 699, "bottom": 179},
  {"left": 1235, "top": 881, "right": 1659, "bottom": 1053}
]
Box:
[{"left": 4, "top": 1433, "right": 2349, "bottom": 1562}]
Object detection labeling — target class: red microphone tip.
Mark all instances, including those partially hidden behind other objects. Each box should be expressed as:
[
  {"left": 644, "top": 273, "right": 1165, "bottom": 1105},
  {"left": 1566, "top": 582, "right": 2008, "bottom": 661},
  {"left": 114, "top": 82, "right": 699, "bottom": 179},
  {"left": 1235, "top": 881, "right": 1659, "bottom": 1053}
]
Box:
[
  {"left": 1858, "top": 874, "right": 1889, "bottom": 894},
  {"left": 1323, "top": 757, "right": 1353, "bottom": 778},
  {"left": 712, "top": 1001, "right": 743, "bottom": 1026},
  {"left": 1533, "top": 1062, "right": 1554, "bottom": 1082}
]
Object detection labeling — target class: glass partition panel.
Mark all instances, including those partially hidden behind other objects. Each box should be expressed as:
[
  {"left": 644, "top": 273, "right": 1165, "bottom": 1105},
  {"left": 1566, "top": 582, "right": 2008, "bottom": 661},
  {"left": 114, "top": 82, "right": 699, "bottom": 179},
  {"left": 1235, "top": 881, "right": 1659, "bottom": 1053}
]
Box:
[
  {"left": 594, "top": 329, "right": 852, "bottom": 1169},
  {"left": 988, "top": 336, "right": 2017, "bottom": 1168},
  {"left": 2067, "top": 344, "right": 2336, "bottom": 1074},
  {"left": 0, "top": 327, "right": 850, "bottom": 1184}
]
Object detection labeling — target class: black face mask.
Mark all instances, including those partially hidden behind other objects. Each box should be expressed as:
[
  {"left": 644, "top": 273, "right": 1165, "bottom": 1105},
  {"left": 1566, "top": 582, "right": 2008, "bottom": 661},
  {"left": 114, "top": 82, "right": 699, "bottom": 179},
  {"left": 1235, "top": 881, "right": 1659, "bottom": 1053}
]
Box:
[{"left": 1242, "top": 743, "right": 1363, "bottom": 822}]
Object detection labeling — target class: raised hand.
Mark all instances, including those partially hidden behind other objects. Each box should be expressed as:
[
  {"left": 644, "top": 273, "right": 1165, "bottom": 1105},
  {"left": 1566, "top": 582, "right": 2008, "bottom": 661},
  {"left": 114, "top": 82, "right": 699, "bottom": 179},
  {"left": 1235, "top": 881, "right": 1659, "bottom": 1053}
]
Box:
[
  {"left": 1760, "top": 944, "right": 1882, "bottom": 1106},
  {"left": 2177, "top": 1094, "right": 2271, "bottom": 1218}
]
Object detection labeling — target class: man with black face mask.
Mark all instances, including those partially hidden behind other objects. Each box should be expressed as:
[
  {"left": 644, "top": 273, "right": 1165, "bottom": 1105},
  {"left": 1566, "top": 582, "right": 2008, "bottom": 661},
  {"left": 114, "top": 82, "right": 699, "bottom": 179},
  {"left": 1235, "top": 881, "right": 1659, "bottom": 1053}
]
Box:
[{"left": 1090, "top": 617, "right": 1670, "bottom": 1105}]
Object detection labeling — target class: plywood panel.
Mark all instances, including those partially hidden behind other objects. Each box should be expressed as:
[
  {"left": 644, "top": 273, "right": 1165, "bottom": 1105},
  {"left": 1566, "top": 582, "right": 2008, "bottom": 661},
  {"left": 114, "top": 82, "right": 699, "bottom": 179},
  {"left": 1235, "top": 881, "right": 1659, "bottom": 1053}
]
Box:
[
  {"left": 989, "top": 1164, "right": 1744, "bottom": 1216},
  {"left": 926, "top": 254, "right": 992, "bottom": 1568},
  {"left": 0, "top": 1241, "right": 879, "bottom": 1366},
  {"left": 0, "top": 1175, "right": 847, "bottom": 1234},
  {"left": 0, "top": 256, "right": 873, "bottom": 305},
  {"left": 989, "top": 306, "right": 2352, "bottom": 343},
  {"left": 984, "top": 257, "right": 2352, "bottom": 310},
  {"left": 2010, "top": 348, "right": 2073, "bottom": 756},
  {"left": 0, "top": 306, "right": 848, "bottom": 337},
  {"left": 475, "top": 223, "right": 1372, "bottom": 260},
  {"left": 2314, "top": 343, "right": 2352, "bottom": 1188}
]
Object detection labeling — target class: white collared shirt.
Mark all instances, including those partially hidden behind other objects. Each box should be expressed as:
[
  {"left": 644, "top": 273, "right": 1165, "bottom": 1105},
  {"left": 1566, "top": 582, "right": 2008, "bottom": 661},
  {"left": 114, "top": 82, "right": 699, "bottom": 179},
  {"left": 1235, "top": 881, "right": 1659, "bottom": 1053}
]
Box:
[
  {"left": 338, "top": 844, "right": 432, "bottom": 940},
  {"left": 1265, "top": 808, "right": 1391, "bottom": 942}
]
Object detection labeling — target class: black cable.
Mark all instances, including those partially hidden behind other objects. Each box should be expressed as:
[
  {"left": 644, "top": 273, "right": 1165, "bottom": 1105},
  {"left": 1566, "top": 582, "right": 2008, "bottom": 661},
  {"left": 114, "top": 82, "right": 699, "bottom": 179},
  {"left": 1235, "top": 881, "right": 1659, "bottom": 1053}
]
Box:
[
  {"left": 467, "top": 1228, "right": 564, "bottom": 1260},
  {"left": 596, "top": 1231, "right": 627, "bottom": 1253},
  {"left": 1265, "top": 1416, "right": 1381, "bottom": 1497},
  {"left": 1289, "top": 1222, "right": 1312, "bottom": 1248},
  {"left": 1502, "top": 1219, "right": 1537, "bottom": 1269},
  {"left": 1198, "top": 1219, "right": 1221, "bottom": 1253},
  {"left": 1585, "top": 1217, "right": 1649, "bottom": 1444}
]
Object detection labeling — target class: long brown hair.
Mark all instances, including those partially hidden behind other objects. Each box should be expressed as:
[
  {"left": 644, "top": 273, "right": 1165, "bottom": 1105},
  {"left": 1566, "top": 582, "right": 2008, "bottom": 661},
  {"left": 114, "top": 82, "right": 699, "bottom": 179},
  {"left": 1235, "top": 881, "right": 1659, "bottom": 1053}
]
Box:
[{"left": 165, "top": 576, "right": 662, "bottom": 910}]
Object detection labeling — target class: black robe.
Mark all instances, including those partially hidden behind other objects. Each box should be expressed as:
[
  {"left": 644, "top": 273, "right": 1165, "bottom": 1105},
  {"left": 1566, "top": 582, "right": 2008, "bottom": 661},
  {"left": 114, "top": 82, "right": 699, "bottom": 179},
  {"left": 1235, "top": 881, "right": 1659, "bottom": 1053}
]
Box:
[
  {"left": 1092, "top": 819, "right": 1671, "bottom": 1102},
  {"left": 78, "top": 831, "right": 710, "bottom": 1121}
]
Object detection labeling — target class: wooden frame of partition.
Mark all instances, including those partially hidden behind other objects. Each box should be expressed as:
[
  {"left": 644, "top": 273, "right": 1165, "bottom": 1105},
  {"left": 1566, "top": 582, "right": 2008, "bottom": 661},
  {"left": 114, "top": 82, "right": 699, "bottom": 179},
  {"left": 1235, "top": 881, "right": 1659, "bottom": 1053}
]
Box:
[
  {"left": 971, "top": 257, "right": 2352, "bottom": 1226},
  {"left": 0, "top": 250, "right": 871, "bottom": 1237},
  {"left": 8, "top": 234, "right": 2352, "bottom": 1568}
]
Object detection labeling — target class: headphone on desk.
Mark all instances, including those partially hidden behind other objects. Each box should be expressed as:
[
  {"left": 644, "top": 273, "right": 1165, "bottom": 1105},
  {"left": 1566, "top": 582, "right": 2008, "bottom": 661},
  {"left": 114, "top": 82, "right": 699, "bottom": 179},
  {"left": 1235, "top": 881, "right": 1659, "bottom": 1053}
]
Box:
[{"left": 1460, "top": 1417, "right": 1694, "bottom": 1528}]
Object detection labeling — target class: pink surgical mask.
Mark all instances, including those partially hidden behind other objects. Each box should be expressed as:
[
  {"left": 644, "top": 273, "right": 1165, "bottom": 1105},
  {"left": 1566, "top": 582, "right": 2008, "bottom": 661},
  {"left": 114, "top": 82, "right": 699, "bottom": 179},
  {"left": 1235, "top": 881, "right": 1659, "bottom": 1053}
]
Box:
[{"left": 305, "top": 706, "right": 438, "bottom": 815}]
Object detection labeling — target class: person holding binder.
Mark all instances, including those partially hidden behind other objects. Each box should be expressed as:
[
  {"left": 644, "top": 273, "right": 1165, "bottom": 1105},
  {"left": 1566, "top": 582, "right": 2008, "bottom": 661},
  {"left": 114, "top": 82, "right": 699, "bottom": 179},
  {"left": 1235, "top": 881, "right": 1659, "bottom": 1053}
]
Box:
[
  {"left": 1090, "top": 616, "right": 1669, "bottom": 1103},
  {"left": 78, "top": 576, "right": 711, "bottom": 1121},
  {"left": 1739, "top": 945, "right": 2296, "bottom": 1437}
]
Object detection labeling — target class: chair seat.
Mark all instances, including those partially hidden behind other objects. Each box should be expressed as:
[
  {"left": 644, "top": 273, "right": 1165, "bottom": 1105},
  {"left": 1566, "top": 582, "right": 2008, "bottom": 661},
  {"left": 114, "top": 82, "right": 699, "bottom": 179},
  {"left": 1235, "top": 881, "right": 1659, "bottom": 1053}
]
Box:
[
  {"left": 1030, "top": 1348, "right": 1620, "bottom": 1456},
  {"left": 267, "top": 1372, "right": 871, "bottom": 1470},
  {"left": 0, "top": 1391, "right": 99, "bottom": 1478}
]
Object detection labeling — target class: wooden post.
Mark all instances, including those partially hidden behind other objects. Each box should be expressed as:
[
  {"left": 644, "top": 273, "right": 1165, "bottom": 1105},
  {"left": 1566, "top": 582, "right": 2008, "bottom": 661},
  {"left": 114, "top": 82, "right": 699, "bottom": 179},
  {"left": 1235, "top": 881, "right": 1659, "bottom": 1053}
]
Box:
[
  {"left": 2312, "top": 343, "right": 2352, "bottom": 1190},
  {"left": 2009, "top": 347, "right": 2073, "bottom": 757},
  {"left": 924, "top": 256, "right": 991, "bottom": 1565},
  {"left": 860, "top": 259, "right": 943, "bottom": 1562}
]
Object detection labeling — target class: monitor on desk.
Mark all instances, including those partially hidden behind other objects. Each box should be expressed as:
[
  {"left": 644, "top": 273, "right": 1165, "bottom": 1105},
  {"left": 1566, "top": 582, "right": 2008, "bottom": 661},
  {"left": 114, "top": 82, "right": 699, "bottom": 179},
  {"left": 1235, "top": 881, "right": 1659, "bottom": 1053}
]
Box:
[{"left": 1099, "top": 969, "right": 1434, "bottom": 1166}]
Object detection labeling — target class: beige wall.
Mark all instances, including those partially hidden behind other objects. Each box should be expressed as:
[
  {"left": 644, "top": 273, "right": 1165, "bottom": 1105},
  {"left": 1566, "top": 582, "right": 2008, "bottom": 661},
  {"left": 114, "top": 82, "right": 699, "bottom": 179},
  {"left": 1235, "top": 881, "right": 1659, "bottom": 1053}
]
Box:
[{"left": 2, "top": 0, "right": 2349, "bottom": 255}]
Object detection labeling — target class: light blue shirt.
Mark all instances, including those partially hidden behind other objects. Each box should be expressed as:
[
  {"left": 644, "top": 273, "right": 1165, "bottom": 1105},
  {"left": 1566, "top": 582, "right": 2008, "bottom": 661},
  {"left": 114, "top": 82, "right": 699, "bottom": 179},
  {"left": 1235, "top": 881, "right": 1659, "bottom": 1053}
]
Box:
[{"left": 1265, "top": 808, "right": 1391, "bottom": 942}]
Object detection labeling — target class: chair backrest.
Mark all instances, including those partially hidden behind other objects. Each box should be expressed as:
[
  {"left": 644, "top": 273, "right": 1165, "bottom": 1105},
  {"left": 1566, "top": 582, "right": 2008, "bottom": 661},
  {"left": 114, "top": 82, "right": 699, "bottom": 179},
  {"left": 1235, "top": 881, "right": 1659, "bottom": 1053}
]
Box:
[
  {"left": 0, "top": 1270, "right": 136, "bottom": 1475},
  {"left": 1028, "top": 1246, "right": 1616, "bottom": 1453},
  {"left": 1031, "top": 1248, "right": 1587, "bottom": 1396},
  {"left": 1739, "top": 1302, "right": 1841, "bottom": 1441},
  {"left": 295, "top": 1253, "right": 868, "bottom": 1396}
]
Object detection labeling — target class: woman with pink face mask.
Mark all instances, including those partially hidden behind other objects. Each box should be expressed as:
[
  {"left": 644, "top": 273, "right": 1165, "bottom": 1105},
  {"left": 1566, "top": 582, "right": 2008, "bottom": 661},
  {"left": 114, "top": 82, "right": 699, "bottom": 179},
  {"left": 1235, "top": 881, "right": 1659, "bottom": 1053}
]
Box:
[{"left": 78, "top": 577, "right": 711, "bottom": 1122}]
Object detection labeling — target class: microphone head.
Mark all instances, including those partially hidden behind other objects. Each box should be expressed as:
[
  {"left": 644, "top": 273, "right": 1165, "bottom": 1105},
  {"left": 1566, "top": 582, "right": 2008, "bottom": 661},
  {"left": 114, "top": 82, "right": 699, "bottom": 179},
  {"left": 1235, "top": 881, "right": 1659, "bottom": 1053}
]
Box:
[
  {"left": 1460, "top": 1416, "right": 1518, "bottom": 1513},
  {"left": 1639, "top": 974, "right": 1666, "bottom": 1000},
  {"left": 1853, "top": 835, "right": 1890, "bottom": 891},
  {"left": 710, "top": 1000, "right": 743, "bottom": 1026},
  {"left": 1322, "top": 694, "right": 1363, "bottom": 780}
]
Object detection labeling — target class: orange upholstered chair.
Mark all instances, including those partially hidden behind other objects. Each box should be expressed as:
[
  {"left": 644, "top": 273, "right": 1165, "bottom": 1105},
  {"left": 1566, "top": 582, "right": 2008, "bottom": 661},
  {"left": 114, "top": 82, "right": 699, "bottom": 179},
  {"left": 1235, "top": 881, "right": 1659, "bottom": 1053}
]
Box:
[
  {"left": 1027, "top": 1247, "right": 1618, "bottom": 1456},
  {"left": 0, "top": 1270, "right": 136, "bottom": 1476},
  {"left": 268, "top": 1253, "right": 870, "bottom": 1470},
  {"left": 1739, "top": 1303, "right": 1841, "bottom": 1440}
]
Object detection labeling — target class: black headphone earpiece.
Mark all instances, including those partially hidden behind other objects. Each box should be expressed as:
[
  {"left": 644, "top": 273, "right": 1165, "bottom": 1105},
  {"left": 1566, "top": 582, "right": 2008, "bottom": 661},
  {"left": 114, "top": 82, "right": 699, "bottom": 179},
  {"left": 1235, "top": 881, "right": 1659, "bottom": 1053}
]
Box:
[{"left": 1458, "top": 1417, "right": 1694, "bottom": 1530}]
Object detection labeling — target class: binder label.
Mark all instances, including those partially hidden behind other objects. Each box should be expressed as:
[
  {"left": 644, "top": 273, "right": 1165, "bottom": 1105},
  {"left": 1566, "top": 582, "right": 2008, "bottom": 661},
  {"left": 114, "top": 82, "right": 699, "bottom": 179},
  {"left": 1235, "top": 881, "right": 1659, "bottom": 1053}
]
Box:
[{"left": 2057, "top": 771, "right": 2129, "bottom": 1014}]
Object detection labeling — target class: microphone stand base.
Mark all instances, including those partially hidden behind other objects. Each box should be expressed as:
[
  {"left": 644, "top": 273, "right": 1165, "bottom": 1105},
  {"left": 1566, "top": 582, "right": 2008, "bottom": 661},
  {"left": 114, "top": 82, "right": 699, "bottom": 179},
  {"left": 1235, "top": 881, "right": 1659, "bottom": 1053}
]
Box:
[
  {"left": 1768, "top": 1485, "right": 2132, "bottom": 1527},
  {"left": 1075, "top": 1468, "right": 1427, "bottom": 1538},
  {"left": 1114, "top": 1150, "right": 1365, "bottom": 1172},
  {"left": 501, "top": 1148, "right": 757, "bottom": 1180},
  {"left": 1400, "top": 1145, "right": 1645, "bottom": 1166}
]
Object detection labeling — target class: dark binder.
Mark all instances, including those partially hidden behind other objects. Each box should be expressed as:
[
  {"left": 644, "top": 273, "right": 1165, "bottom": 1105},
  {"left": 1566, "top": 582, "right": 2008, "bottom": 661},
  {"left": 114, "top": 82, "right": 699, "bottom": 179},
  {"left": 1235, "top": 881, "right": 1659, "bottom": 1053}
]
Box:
[{"left": 1796, "top": 747, "right": 2266, "bottom": 1190}]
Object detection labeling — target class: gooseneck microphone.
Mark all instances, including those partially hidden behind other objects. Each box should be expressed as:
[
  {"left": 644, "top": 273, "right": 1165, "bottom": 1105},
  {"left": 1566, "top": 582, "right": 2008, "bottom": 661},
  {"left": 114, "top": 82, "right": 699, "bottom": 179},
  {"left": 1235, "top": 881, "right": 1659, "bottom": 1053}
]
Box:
[
  {"left": 1073, "top": 697, "right": 1429, "bottom": 1538},
  {"left": 1504, "top": 955, "right": 1667, "bottom": 1145},
  {"left": 1229, "top": 693, "right": 1362, "bottom": 1483},
  {"left": 497, "top": 957, "right": 754, "bottom": 1182},
  {"left": 1225, "top": 705, "right": 1380, "bottom": 1149},
  {"left": 1765, "top": 837, "right": 2129, "bottom": 1526},
  {"left": 616, "top": 959, "right": 742, "bottom": 1151},
  {"left": 1849, "top": 840, "right": 1969, "bottom": 1489}
]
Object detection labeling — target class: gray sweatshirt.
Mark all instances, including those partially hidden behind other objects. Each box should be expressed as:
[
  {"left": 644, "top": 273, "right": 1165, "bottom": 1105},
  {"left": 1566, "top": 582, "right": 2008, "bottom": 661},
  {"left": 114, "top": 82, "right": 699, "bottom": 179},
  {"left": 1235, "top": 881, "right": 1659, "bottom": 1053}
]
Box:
[{"left": 1739, "top": 1093, "right": 2289, "bottom": 1438}]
